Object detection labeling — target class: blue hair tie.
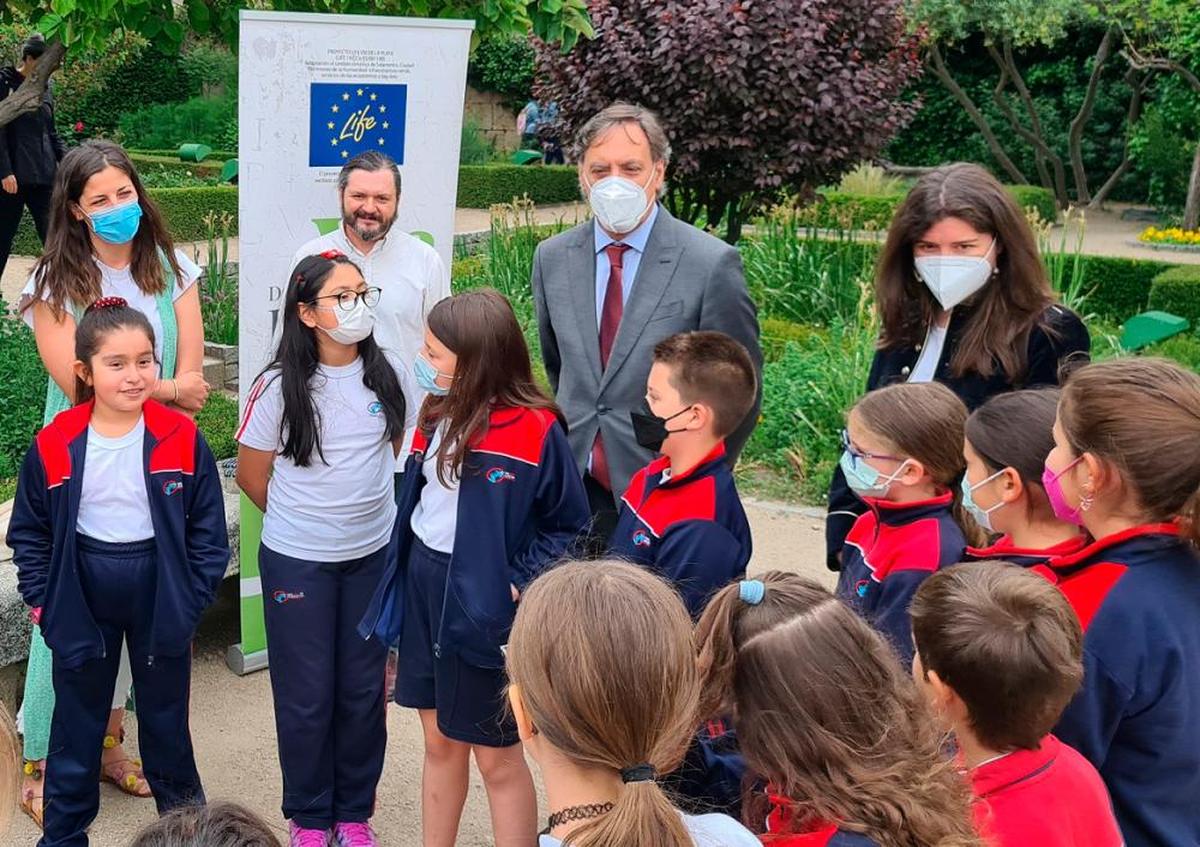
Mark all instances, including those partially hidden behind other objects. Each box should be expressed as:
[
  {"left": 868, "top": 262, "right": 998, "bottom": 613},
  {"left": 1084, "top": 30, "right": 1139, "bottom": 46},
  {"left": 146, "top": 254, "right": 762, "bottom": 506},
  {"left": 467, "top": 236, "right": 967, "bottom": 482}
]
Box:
[{"left": 739, "top": 579, "right": 765, "bottom": 606}]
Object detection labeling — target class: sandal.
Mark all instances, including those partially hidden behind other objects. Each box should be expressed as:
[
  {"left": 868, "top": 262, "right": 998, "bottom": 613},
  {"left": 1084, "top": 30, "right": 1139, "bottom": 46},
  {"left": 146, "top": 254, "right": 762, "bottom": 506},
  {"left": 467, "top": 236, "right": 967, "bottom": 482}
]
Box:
[
  {"left": 21, "top": 760, "right": 45, "bottom": 830},
  {"left": 99, "top": 733, "right": 153, "bottom": 798}
]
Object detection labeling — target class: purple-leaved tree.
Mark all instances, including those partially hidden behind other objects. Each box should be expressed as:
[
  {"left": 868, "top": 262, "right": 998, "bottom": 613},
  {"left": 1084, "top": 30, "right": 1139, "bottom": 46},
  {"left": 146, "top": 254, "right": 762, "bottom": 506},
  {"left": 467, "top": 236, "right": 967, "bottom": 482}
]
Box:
[{"left": 535, "top": 0, "right": 924, "bottom": 242}]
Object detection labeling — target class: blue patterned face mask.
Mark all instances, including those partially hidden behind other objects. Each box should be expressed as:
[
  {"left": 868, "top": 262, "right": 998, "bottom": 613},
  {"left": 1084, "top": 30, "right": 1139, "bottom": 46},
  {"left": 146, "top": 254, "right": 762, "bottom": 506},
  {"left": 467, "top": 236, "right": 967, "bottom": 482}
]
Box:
[
  {"left": 961, "top": 469, "right": 1007, "bottom": 532},
  {"left": 87, "top": 199, "right": 143, "bottom": 245},
  {"left": 413, "top": 353, "right": 452, "bottom": 396},
  {"left": 839, "top": 449, "right": 910, "bottom": 499}
]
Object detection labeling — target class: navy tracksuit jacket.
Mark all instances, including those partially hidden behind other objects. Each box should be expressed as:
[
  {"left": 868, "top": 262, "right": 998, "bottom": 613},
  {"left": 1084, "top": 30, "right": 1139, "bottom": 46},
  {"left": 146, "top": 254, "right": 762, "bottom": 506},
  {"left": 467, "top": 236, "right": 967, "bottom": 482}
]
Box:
[
  {"left": 1034, "top": 523, "right": 1200, "bottom": 847},
  {"left": 6, "top": 400, "right": 229, "bottom": 847},
  {"left": 964, "top": 533, "right": 1088, "bottom": 568},
  {"left": 835, "top": 492, "right": 966, "bottom": 664},
  {"left": 608, "top": 442, "right": 751, "bottom": 618},
  {"left": 360, "top": 405, "right": 590, "bottom": 668}
]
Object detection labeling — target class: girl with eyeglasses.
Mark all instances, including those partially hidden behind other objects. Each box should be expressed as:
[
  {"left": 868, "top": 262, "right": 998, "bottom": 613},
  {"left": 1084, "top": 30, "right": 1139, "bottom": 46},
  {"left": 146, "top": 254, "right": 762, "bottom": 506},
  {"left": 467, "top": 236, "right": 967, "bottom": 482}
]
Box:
[{"left": 235, "top": 250, "right": 416, "bottom": 847}]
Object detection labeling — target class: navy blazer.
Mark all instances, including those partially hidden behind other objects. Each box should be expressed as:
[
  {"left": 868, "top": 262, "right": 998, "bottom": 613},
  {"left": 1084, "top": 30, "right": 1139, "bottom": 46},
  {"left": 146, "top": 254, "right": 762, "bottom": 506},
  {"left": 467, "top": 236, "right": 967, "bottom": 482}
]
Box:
[{"left": 7, "top": 401, "right": 230, "bottom": 669}]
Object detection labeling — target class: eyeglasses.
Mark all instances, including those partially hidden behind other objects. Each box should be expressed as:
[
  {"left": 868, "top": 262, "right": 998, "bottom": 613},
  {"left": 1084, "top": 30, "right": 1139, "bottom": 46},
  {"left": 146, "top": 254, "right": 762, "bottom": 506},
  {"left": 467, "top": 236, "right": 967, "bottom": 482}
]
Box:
[
  {"left": 309, "top": 286, "right": 382, "bottom": 311},
  {"left": 840, "top": 429, "right": 902, "bottom": 469}
]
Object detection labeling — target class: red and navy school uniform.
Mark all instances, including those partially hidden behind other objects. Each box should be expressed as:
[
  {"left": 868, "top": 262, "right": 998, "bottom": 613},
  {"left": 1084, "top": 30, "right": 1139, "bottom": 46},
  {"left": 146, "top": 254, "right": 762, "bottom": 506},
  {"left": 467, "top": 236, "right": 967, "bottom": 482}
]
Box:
[
  {"left": 835, "top": 492, "right": 966, "bottom": 664},
  {"left": 969, "top": 734, "right": 1122, "bottom": 847},
  {"left": 965, "top": 533, "right": 1088, "bottom": 568},
  {"left": 6, "top": 400, "right": 229, "bottom": 847},
  {"left": 762, "top": 795, "right": 879, "bottom": 846},
  {"left": 1033, "top": 524, "right": 1200, "bottom": 847},
  {"left": 608, "top": 442, "right": 751, "bottom": 618},
  {"left": 359, "top": 406, "right": 589, "bottom": 746}
]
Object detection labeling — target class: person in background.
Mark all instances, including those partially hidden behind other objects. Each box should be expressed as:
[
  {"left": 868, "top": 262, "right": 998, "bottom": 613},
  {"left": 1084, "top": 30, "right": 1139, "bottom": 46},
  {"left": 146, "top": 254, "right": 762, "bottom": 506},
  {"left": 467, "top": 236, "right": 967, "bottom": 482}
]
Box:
[
  {"left": 0, "top": 32, "right": 67, "bottom": 279},
  {"left": 825, "top": 162, "right": 1089, "bottom": 571},
  {"left": 911, "top": 563, "right": 1122, "bottom": 847},
  {"left": 532, "top": 102, "right": 762, "bottom": 553}
]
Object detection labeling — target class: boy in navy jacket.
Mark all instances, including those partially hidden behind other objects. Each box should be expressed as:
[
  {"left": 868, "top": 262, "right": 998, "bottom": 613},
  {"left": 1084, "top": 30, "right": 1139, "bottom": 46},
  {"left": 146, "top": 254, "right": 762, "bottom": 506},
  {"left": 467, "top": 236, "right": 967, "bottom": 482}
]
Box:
[
  {"left": 911, "top": 563, "right": 1121, "bottom": 847},
  {"left": 608, "top": 331, "right": 756, "bottom": 618}
]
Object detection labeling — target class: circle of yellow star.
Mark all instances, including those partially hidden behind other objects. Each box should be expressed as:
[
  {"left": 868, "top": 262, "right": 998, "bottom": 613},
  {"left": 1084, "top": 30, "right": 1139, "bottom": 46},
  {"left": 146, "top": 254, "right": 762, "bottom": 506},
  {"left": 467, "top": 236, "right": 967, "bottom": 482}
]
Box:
[
  {"left": 356, "top": 88, "right": 364, "bottom": 96},
  {"left": 378, "top": 137, "right": 385, "bottom": 146},
  {"left": 331, "top": 105, "right": 339, "bottom": 113},
  {"left": 370, "top": 92, "right": 377, "bottom": 101},
  {"left": 379, "top": 105, "right": 387, "bottom": 114},
  {"left": 342, "top": 92, "right": 350, "bottom": 101},
  {"left": 331, "top": 138, "right": 338, "bottom": 146},
  {"left": 341, "top": 150, "right": 349, "bottom": 158},
  {"left": 382, "top": 121, "right": 390, "bottom": 130},
  {"left": 327, "top": 121, "right": 335, "bottom": 130}
]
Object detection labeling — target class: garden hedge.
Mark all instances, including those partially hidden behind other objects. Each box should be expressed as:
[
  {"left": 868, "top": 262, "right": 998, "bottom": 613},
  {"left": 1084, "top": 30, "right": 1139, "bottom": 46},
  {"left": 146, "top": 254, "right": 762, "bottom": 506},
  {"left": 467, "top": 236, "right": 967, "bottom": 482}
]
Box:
[
  {"left": 129, "top": 153, "right": 226, "bottom": 179},
  {"left": 1081, "top": 255, "right": 1177, "bottom": 322},
  {"left": 457, "top": 165, "right": 579, "bottom": 208},
  {"left": 810, "top": 185, "right": 1057, "bottom": 231},
  {"left": 129, "top": 148, "right": 237, "bottom": 161},
  {"left": 1148, "top": 265, "right": 1200, "bottom": 327},
  {"left": 10, "top": 186, "right": 239, "bottom": 255}
]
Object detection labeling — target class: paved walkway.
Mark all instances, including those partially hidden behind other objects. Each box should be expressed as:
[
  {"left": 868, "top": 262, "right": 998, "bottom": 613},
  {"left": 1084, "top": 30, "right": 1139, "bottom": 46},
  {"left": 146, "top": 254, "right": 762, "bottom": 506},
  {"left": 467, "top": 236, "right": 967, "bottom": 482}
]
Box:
[{"left": 5, "top": 501, "right": 830, "bottom": 847}]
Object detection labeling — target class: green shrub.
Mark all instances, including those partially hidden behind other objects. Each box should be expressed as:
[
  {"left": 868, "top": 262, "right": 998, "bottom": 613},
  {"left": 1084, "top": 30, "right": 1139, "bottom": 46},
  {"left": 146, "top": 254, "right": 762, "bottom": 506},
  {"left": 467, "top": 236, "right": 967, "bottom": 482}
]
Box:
[
  {"left": 117, "top": 95, "right": 237, "bottom": 150},
  {"left": 1007, "top": 185, "right": 1058, "bottom": 224},
  {"left": 1148, "top": 265, "right": 1200, "bottom": 327},
  {"left": 58, "top": 43, "right": 195, "bottom": 139},
  {"left": 460, "top": 120, "right": 500, "bottom": 165},
  {"left": 129, "top": 148, "right": 237, "bottom": 161},
  {"left": 1082, "top": 255, "right": 1177, "bottom": 322},
  {"left": 468, "top": 37, "right": 536, "bottom": 107},
  {"left": 0, "top": 308, "right": 47, "bottom": 480},
  {"left": 130, "top": 154, "right": 225, "bottom": 179},
  {"left": 761, "top": 317, "right": 821, "bottom": 362},
  {"left": 196, "top": 392, "right": 239, "bottom": 460},
  {"left": 456, "top": 165, "right": 579, "bottom": 208},
  {"left": 1147, "top": 332, "right": 1200, "bottom": 373},
  {"left": 807, "top": 184, "right": 1055, "bottom": 231}
]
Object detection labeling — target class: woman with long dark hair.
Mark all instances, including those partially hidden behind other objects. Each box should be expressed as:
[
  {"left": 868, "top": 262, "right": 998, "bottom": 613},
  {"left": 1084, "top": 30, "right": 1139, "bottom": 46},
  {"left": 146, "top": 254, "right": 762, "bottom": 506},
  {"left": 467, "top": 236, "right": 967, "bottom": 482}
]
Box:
[
  {"left": 236, "top": 250, "right": 415, "bottom": 847},
  {"left": 14, "top": 139, "right": 210, "bottom": 824},
  {"left": 825, "top": 163, "right": 1089, "bottom": 569}
]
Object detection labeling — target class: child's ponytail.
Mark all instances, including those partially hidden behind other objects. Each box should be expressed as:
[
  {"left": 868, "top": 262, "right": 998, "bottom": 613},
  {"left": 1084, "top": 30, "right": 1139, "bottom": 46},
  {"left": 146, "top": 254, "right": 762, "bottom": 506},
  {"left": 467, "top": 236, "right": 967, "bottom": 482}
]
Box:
[
  {"left": 506, "top": 561, "right": 699, "bottom": 847},
  {"left": 74, "top": 297, "right": 158, "bottom": 404}
]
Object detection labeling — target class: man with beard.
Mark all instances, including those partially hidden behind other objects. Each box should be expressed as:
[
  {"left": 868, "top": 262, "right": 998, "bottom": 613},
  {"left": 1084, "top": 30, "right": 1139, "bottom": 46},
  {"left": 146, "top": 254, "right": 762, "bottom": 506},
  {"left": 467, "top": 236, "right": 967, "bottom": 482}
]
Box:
[{"left": 291, "top": 150, "right": 449, "bottom": 461}]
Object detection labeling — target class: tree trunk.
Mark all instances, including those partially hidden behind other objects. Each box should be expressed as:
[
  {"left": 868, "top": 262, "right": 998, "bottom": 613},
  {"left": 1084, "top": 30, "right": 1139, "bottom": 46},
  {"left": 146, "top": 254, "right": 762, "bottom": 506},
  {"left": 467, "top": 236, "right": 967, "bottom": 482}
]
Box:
[
  {"left": 928, "top": 43, "right": 1028, "bottom": 185},
  {"left": 0, "top": 40, "right": 66, "bottom": 129},
  {"left": 1001, "top": 41, "right": 1069, "bottom": 203},
  {"left": 1067, "top": 28, "right": 1117, "bottom": 205},
  {"left": 985, "top": 43, "right": 1067, "bottom": 204},
  {"left": 1185, "top": 142, "right": 1200, "bottom": 231},
  {"left": 1089, "top": 72, "right": 1147, "bottom": 209}
]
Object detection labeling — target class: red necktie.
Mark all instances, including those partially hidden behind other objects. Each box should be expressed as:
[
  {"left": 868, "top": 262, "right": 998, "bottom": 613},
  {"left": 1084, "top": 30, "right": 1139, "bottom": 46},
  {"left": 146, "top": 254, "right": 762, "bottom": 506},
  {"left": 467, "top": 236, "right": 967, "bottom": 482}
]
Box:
[{"left": 591, "top": 243, "right": 630, "bottom": 491}]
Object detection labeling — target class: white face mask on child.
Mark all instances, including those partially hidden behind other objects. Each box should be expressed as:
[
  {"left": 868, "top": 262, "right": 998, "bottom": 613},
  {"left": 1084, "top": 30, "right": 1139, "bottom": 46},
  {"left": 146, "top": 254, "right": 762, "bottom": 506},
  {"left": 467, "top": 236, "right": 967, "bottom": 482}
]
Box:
[{"left": 320, "top": 298, "right": 376, "bottom": 345}]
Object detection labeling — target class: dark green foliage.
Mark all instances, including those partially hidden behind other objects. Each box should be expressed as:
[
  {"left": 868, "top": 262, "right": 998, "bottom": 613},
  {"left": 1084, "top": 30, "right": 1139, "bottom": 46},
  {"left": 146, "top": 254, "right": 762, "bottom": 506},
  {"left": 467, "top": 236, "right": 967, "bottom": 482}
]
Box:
[
  {"left": 807, "top": 185, "right": 1055, "bottom": 230},
  {"left": 59, "top": 45, "right": 195, "bottom": 138},
  {"left": 1148, "top": 265, "right": 1200, "bottom": 326},
  {"left": 1006, "top": 185, "right": 1059, "bottom": 224},
  {"left": 128, "top": 148, "right": 237, "bottom": 160},
  {"left": 467, "top": 36, "right": 535, "bottom": 107},
  {"left": 117, "top": 94, "right": 236, "bottom": 150},
  {"left": 0, "top": 306, "right": 46, "bottom": 480},
  {"left": 456, "top": 165, "right": 579, "bottom": 207},
  {"left": 195, "top": 391, "right": 238, "bottom": 460},
  {"left": 1081, "top": 255, "right": 1177, "bottom": 321},
  {"left": 1147, "top": 332, "right": 1200, "bottom": 372}
]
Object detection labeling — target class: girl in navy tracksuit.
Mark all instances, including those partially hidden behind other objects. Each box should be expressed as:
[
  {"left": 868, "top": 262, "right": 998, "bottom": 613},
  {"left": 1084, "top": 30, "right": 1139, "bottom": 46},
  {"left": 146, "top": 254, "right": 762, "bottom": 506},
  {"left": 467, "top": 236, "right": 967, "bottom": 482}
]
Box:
[
  {"left": 6, "top": 298, "right": 229, "bottom": 847},
  {"left": 235, "top": 251, "right": 413, "bottom": 847},
  {"left": 834, "top": 382, "right": 970, "bottom": 664},
  {"left": 694, "top": 573, "right": 982, "bottom": 846},
  {"left": 360, "top": 288, "right": 589, "bottom": 847},
  {"left": 961, "top": 389, "right": 1086, "bottom": 567},
  {"left": 1035, "top": 358, "right": 1200, "bottom": 847}
]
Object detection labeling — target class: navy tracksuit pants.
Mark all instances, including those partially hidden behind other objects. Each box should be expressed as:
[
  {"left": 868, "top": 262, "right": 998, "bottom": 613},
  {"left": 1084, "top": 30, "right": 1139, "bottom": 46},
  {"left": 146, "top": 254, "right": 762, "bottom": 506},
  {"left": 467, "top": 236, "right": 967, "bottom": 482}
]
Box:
[
  {"left": 41, "top": 536, "right": 203, "bottom": 847},
  {"left": 259, "top": 543, "right": 388, "bottom": 830}
]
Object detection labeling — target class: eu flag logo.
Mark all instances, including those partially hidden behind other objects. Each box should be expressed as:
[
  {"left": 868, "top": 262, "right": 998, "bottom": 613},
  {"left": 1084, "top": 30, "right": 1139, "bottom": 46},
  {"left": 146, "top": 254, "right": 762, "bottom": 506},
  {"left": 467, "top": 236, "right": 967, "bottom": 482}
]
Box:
[{"left": 308, "top": 83, "right": 407, "bottom": 168}]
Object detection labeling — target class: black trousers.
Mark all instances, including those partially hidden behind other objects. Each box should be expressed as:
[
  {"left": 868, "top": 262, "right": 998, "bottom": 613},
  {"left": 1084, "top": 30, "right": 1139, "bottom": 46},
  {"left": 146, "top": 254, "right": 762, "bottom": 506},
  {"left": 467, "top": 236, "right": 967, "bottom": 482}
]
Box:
[
  {"left": 582, "top": 472, "right": 620, "bottom": 559},
  {"left": 0, "top": 182, "right": 52, "bottom": 277}
]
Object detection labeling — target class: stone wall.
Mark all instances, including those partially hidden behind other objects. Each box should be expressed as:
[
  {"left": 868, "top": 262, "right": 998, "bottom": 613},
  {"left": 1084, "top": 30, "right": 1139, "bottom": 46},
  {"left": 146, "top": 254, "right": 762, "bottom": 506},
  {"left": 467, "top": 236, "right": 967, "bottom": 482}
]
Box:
[{"left": 464, "top": 86, "right": 521, "bottom": 152}]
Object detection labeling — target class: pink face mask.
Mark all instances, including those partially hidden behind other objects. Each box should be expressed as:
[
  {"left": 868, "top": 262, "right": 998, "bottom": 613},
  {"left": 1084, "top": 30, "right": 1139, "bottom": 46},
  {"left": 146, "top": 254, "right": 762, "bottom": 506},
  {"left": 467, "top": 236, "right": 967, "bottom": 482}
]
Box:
[{"left": 1042, "top": 456, "right": 1085, "bottom": 526}]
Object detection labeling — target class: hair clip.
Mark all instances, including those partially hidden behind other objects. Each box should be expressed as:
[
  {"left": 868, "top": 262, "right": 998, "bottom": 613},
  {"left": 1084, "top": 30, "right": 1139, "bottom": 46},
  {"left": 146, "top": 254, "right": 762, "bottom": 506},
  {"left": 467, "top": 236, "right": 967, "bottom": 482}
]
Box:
[
  {"left": 619, "top": 764, "right": 656, "bottom": 784},
  {"left": 87, "top": 296, "right": 129, "bottom": 313},
  {"left": 319, "top": 248, "right": 345, "bottom": 260},
  {"left": 739, "top": 579, "right": 765, "bottom": 606}
]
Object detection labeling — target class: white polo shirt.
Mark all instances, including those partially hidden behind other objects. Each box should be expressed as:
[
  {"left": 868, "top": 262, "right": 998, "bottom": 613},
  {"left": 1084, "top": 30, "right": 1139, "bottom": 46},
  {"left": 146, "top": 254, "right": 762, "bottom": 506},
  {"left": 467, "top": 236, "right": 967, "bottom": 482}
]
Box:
[
  {"left": 236, "top": 356, "right": 417, "bottom": 562},
  {"left": 76, "top": 417, "right": 155, "bottom": 543}
]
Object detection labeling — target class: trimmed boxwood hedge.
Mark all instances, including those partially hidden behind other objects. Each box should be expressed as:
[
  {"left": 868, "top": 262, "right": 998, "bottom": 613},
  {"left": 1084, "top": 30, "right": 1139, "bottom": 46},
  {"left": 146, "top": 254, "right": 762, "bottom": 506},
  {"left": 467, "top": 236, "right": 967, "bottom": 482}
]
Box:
[
  {"left": 128, "top": 148, "right": 237, "bottom": 161},
  {"left": 457, "top": 164, "right": 579, "bottom": 208},
  {"left": 129, "top": 153, "right": 225, "bottom": 178},
  {"left": 809, "top": 184, "right": 1058, "bottom": 231},
  {"left": 1082, "top": 255, "right": 1177, "bottom": 322},
  {"left": 11, "top": 186, "right": 239, "bottom": 255},
  {"left": 1148, "top": 265, "right": 1200, "bottom": 326}
]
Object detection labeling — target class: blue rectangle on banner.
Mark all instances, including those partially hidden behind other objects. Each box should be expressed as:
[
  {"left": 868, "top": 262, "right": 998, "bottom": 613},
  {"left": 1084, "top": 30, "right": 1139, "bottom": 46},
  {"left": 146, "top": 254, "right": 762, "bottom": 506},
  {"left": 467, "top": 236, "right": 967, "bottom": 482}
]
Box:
[{"left": 308, "top": 83, "right": 407, "bottom": 167}]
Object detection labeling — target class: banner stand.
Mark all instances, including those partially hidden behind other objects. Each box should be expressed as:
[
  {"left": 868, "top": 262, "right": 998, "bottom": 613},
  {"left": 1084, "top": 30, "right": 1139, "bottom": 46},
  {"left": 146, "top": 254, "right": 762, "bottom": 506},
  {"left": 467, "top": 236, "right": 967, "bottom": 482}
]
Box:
[{"left": 231, "top": 9, "right": 473, "bottom": 674}]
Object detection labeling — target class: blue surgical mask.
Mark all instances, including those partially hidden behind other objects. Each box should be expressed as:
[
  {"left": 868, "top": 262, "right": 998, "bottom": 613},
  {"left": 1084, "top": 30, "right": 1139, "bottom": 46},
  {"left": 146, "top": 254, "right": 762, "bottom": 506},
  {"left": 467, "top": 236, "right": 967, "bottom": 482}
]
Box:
[
  {"left": 961, "top": 469, "right": 1007, "bottom": 532},
  {"left": 87, "top": 199, "right": 143, "bottom": 245},
  {"left": 839, "top": 450, "right": 910, "bottom": 499},
  {"left": 414, "top": 354, "right": 451, "bottom": 396}
]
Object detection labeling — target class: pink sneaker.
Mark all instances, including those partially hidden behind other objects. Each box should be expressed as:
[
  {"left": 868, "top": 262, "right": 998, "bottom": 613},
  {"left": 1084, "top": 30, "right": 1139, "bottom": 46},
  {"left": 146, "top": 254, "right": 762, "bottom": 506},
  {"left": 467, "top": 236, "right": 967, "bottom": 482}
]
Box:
[
  {"left": 334, "top": 821, "right": 378, "bottom": 847},
  {"left": 288, "top": 821, "right": 330, "bottom": 847}
]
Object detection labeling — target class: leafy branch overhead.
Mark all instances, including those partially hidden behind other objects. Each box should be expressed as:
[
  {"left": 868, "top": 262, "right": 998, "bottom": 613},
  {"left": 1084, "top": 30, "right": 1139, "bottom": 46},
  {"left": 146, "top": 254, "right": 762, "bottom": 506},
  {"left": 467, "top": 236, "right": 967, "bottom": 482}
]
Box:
[{"left": 0, "top": 0, "right": 593, "bottom": 127}]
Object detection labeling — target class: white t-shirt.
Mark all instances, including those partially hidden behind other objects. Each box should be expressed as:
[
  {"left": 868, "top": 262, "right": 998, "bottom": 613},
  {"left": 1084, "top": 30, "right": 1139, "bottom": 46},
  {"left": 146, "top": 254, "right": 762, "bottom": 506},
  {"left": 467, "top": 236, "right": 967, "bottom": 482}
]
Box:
[
  {"left": 410, "top": 422, "right": 460, "bottom": 554},
  {"left": 538, "top": 811, "right": 760, "bottom": 847},
  {"left": 21, "top": 249, "right": 202, "bottom": 372},
  {"left": 237, "top": 356, "right": 417, "bottom": 562},
  {"left": 908, "top": 319, "right": 950, "bottom": 384},
  {"left": 291, "top": 227, "right": 450, "bottom": 460},
  {"left": 76, "top": 417, "right": 154, "bottom": 543}
]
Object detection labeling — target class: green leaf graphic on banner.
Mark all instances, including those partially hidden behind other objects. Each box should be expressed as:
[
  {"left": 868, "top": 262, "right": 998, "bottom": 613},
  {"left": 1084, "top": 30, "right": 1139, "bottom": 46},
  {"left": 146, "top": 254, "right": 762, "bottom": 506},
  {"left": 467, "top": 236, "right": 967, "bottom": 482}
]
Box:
[
  {"left": 312, "top": 218, "right": 341, "bottom": 236},
  {"left": 412, "top": 231, "right": 435, "bottom": 247}
]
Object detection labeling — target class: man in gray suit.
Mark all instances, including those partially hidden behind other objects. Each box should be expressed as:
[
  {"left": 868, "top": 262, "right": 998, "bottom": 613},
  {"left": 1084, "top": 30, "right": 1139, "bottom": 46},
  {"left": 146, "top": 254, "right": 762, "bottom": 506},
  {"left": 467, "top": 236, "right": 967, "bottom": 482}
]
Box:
[{"left": 532, "top": 102, "right": 762, "bottom": 548}]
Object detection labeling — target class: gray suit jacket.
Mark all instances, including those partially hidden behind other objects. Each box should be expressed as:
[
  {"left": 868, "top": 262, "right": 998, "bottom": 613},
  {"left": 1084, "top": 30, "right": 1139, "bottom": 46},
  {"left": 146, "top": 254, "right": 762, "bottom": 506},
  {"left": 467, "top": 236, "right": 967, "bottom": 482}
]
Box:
[{"left": 532, "top": 205, "right": 763, "bottom": 506}]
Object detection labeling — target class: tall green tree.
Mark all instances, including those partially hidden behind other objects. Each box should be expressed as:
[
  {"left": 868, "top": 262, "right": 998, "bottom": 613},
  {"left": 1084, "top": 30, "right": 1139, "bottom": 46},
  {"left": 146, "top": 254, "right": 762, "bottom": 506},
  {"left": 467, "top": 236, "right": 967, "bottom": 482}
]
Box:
[{"left": 0, "top": 0, "right": 591, "bottom": 129}]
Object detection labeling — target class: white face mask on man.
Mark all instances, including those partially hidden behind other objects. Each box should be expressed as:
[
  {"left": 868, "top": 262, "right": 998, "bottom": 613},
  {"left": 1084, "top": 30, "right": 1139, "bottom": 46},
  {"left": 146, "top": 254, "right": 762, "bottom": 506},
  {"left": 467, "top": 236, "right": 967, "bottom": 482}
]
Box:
[
  {"left": 585, "top": 169, "right": 657, "bottom": 234},
  {"left": 914, "top": 238, "right": 998, "bottom": 310}
]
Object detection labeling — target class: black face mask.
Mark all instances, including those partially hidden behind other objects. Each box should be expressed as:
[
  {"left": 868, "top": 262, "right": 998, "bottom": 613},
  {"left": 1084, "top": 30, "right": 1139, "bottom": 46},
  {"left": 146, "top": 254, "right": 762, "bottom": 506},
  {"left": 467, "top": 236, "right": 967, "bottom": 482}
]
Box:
[{"left": 630, "top": 405, "right": 693, "bottom": 453}]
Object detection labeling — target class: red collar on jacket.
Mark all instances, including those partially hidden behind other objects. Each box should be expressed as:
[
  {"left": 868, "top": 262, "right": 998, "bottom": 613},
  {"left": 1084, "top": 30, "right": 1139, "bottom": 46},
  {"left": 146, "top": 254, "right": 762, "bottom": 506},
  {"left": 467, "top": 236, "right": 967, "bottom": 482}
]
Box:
[
  {"left": 411, "top": 405, "right": 557, "bottom": 466},
  {"left": 969, "top": 735, "right": 1059, "bottom": 799},
  {"left": 1045, "top": 522, "right": 1181, "bottom": 570},
  {"left": 859, "top": 490, "right": 954, "bottom": 526},
  {"left": 38, "top": 400, "right": 191, "bottom": 487},
  {"left": 643, "top": 442, "right": 727, "bottom": 487},
  {"left": 967, "top": 533, "right": 1088, "bottom": 560},
  {"left": 764, "top": 793, "right": 842, "bottom": 846}
]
